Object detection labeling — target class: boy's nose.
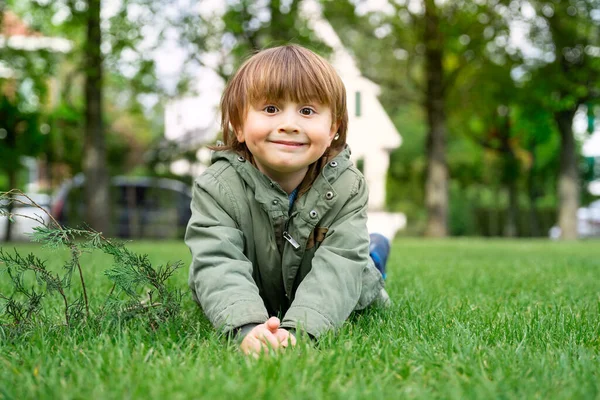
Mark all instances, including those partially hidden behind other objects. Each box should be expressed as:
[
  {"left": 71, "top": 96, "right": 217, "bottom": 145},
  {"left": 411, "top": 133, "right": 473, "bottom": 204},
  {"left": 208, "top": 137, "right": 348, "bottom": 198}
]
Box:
[
  {"left": 277, "top": 120, "right": 300, "bottom": 134},
  {"left": 277, "top": 124, "right": 300, "bottom": 133}
]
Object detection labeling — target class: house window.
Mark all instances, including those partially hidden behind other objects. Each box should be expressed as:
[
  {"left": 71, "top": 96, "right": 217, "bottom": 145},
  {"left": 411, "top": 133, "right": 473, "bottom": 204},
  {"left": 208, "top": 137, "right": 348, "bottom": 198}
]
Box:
[{"left": 355, "top": 91, "right": 361, "bottom": 117}]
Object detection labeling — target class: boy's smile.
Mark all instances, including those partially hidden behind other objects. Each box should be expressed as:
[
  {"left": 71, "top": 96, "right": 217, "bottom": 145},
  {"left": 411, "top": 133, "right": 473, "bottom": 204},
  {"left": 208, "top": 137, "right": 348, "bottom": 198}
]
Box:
[{"left": 236, "top": 100, "right": 338, "bottom": 193}]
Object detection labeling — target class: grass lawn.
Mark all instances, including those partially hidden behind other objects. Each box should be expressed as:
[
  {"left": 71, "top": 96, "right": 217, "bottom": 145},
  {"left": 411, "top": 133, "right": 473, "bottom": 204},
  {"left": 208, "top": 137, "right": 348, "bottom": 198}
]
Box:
[{"left": 1, "top": 238, "right": 599, "bottom": 399}]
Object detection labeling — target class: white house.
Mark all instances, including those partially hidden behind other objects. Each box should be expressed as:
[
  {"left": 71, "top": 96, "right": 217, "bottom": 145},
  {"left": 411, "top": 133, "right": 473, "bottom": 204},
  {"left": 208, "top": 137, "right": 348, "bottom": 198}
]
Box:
[{"left": 164, "top": 1, "right": 406, "bottom": 237}]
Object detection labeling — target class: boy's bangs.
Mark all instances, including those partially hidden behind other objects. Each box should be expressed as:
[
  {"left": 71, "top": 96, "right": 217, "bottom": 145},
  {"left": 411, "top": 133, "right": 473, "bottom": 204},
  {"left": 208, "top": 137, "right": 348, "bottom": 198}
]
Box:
[{"left": 245, "top": 51, "right": 335, "bottom": 106}]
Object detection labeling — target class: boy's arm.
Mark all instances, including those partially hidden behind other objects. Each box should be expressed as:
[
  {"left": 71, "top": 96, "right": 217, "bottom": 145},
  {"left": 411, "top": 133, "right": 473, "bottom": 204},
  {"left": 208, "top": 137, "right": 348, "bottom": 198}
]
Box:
[
  {"left": 281, "top": 176, "right": 383, "bottom": 338},
  {"left": 185, "top": 175, "right": 269, "bottom": 334}
]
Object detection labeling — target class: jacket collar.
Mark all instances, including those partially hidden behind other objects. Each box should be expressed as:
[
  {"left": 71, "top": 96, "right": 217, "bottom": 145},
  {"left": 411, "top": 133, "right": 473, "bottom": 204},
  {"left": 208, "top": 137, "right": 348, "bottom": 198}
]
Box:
[{"left": 211, "top": 146, "right": 353, "bottom": 216}]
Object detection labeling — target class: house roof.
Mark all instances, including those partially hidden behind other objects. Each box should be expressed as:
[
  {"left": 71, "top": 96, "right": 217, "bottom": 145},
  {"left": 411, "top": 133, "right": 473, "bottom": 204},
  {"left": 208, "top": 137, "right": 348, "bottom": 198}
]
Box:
[
  {"left": 0, "top": 11, "right": 71, "bottom": 53},
  {"left": 1, "top": 11, "right": 42, "bottom": 37}
]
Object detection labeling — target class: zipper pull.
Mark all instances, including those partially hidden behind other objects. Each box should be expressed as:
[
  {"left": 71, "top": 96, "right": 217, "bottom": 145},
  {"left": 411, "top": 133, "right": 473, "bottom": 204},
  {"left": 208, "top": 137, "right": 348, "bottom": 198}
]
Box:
[{"left": 283, "top": 231, "right": 300, "bottom": 249}]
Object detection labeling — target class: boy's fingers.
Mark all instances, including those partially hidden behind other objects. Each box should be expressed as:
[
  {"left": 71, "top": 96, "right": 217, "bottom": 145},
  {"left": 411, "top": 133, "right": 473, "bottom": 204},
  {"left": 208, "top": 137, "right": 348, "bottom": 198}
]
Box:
[
  {"left": 274, "top": 329, "right": 287, "bottom": 341},
  {"left": 265, "top": 317, "right": 280, "bottom": 333},
  {"left": 241, "top": 336, "right": 263, "bottom": 355},
  {"left": 288, "top": 333, "right": 297, "bottom": 346},
  {"left": 274, "top": 329, "right": 297, "bottom": 348},
  {"left": 274, "top": 329, "right": 289, "bottom": 345},
  {"left": 257, "top": 328, "right": 280, "bottom": 350}
]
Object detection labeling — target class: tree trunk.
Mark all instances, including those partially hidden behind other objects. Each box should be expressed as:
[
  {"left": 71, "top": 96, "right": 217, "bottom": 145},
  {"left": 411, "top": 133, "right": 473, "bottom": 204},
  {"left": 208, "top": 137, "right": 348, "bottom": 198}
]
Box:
[
  {"left": 3, "top": 112, "right": 18, "bottom": 242},
  {"left": 500, "top": 121, "right": 518, "bottom": 238},
  {"left": 269, "top": 0, "right": 300, "bottom": 40},
  {"left": 504, "top": 182, "right": 518, "bottom": 237},
  {"left": 491, "top": 186, "right": 500, "bottom": 236},
  {"left": 270, "top": 0, "right": 284, "bottom": 39},
  {"left": 3, "top": 170, "right": 17, "bottom": 242},
  {"left": 555, "top": 109, "right": 579, "bottom": 240},
  {"left": 526, "top": 165, "right": 540, "bottom": 237},
  {"left": 83, "top": 0, "right": 110, "bottom": 234},
  {"left": 423, "top": 0, "right": 448, "bottom": 237}
]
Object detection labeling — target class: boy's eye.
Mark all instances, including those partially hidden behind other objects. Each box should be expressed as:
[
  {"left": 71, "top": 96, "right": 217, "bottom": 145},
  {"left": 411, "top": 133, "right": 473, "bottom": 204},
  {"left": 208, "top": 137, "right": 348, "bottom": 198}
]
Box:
[
  {"left": 263, "top": 105, "right": 278, "bottom": 114},
  {"left": 300, "top": 107, "right": 315, "bottom": 116}
]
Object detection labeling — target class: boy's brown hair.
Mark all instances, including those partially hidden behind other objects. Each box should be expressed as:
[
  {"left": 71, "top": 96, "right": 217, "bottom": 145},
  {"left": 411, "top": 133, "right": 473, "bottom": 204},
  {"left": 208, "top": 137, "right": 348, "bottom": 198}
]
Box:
[{"left": 217, "top": 44, "right": 348, "bottom": 193}]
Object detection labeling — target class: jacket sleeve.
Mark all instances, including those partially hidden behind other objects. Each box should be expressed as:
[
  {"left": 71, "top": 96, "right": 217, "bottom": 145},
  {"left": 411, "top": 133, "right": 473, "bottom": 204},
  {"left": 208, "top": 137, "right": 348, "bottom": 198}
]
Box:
[
  {"left": 185, "top": 174, "right": 269, "bottom": 333},
  {"left": 281, "top": 175, "right": 377, "bottom": 338}
]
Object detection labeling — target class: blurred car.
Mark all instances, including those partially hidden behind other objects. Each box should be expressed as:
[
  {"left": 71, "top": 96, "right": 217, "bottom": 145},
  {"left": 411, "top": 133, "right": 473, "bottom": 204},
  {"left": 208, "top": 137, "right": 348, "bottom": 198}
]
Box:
[
  {"left": 0, "top": 193, "right": 51, "bottom": 242},
  {"left": 51, "top": 175, "right": 192, "bottom": 239},
  {"left": 549, "top": 199, "right": 600, "bottom": 239}
]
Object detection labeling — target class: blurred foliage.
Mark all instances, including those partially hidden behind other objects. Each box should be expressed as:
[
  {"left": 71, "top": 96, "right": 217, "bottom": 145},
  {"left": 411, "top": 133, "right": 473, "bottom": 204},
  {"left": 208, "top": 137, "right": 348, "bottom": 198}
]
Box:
[
  {"left": 176, "top": 0, "right": 331, "bottom": 82},
  {"left": 324, "top": 0, "right": 599, "bottom": 236},
  {"left": 521, "top": 0, "right": 600, "bottom": 235},
  {"left": 0, "top": 93, "right": 45, "bottom": 179},
  {"left": 1, "top": 0, "right": 168, "bottom": 190}
]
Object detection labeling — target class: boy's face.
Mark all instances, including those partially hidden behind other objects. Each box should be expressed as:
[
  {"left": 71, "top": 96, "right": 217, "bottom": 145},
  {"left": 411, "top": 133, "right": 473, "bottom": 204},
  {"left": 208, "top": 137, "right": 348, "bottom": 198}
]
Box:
[{"left": 236, "top": 100, "right": 338, "bottom": 187}]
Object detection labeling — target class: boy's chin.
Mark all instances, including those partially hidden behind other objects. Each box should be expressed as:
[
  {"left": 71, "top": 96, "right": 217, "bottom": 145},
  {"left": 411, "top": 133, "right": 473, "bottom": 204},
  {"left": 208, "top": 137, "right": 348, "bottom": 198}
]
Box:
[
  {"left": 271, "top": 165, "right": 309, "bottom": 174},
  {"left": 264, "top": 157, "right": 311, "bottom": 170},
  {"left": 263, "top": 162, "right": 310, "bottom": 175}
]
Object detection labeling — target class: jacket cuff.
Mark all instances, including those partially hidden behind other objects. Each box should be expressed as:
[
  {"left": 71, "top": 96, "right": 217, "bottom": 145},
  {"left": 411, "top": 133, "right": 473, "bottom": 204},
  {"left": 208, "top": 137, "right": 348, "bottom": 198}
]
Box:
[
  {"left": 215, "top": 300, "right": 269, "bottom": 333},
  {"left": 281, "top": 305, "right": 334, "bottom": 339},
  {"left": 233, "top": 323, "right": 260, "bottom": 343}
]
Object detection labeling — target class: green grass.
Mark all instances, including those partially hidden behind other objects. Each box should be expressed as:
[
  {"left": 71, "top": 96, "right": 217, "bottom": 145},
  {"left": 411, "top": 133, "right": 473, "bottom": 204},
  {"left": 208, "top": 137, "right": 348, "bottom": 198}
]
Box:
[{"left": 1, "top": 238, "right": 599, "bottom": 399}]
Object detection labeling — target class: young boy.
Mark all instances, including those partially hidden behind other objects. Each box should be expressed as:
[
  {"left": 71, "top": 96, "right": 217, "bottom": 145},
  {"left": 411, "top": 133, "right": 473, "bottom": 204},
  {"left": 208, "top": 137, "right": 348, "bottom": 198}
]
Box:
[{"left": 185, "top": 44, "right": 390, "bottom": 355}]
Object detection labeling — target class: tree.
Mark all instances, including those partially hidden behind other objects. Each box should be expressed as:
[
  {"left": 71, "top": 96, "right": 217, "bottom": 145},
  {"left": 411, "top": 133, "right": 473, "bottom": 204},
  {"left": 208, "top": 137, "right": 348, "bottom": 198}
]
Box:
[
  {"left": 422, "top": 0, "right": 448, "bottom": 237},
  {"left": 6, "top": 0, "right": 167, "bottom": 232},
  {"left": 81, "top": 0, "right": 109, "bottom": 233},
  {"left": 512, "top": 99, "right": 561, "bottom": 236},
  {"left": 450, "top": 56, "right": 527, "bottom": 237},
  {"left": 516, "top": 0, "right": 600, "bottom": 239},
  {"left": 323, "top": 0, "right": 509, "bottom": 236}
]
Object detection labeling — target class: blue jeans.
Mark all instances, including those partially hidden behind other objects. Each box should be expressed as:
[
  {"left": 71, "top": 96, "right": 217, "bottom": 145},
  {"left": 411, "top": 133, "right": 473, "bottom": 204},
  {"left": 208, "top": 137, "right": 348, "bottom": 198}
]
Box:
[{"left": 369, "top": 233, "right": 390, "bottom": 279}]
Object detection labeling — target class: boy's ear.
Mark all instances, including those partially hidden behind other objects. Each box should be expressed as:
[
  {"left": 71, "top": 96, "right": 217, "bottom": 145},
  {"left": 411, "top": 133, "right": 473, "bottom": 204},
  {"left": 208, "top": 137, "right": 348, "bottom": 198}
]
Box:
[
  {"left": 329, "top": 121, "right": 340, "bottom": 142},
  {"left": 233, "top": 125, "right": 245, "bottom": 143}
]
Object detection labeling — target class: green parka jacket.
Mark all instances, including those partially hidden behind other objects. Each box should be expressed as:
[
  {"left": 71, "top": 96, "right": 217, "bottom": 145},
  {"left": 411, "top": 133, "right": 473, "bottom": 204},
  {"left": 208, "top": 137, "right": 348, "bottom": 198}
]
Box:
[{"left": 185, "top": 146, "right": 385, "bottom": 338}]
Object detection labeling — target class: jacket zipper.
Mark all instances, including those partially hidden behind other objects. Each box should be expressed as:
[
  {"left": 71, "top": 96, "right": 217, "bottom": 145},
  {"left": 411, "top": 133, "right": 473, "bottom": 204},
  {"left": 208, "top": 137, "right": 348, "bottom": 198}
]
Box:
[
  {"left": 283, "top": 231, "right": 300, "bottom": 249},
  {"left": 282, "top": 215, "right": 300, "bottom": 249}
]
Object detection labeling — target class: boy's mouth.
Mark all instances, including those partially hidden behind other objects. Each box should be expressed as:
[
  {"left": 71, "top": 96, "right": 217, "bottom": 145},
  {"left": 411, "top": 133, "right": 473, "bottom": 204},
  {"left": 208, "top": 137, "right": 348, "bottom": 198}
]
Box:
[{"left": 270, "top": 140, "right": 306, "bottom": 147}]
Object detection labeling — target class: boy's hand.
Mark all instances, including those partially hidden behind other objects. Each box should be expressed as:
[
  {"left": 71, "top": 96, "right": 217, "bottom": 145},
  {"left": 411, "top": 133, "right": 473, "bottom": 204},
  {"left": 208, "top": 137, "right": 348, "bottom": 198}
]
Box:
[
  {"left": 273, "top": 330, "right": 297, "bottom": 349},
  {"left": 240, "top": 317, "right": 296, "bottom": 355}
]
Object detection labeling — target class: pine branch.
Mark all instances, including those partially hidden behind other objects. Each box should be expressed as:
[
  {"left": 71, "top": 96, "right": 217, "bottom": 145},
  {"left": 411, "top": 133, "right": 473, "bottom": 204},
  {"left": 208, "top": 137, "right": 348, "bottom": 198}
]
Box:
[{"left": 0, "top": 190, "right": 184, "bottom": 334}]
